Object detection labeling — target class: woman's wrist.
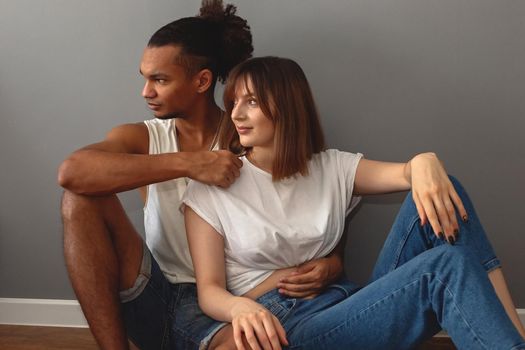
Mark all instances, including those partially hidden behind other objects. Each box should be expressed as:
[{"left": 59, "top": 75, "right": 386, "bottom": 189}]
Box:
[
  {"left": 229, "top": 296, "right": 261, "bottom": 320},
  {"left": 406, "top": 152, "right": 439, "bottom": 186}
]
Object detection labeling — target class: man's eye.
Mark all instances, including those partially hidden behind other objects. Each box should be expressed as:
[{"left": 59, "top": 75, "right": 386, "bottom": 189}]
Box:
[{"left": 156, "top": 79, "right": 167, "bottom": 84}]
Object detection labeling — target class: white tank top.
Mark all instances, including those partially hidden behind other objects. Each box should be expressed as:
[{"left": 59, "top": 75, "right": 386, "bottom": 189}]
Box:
[{"left": 143, "top": 118, "right": 195, "bottom": 283}]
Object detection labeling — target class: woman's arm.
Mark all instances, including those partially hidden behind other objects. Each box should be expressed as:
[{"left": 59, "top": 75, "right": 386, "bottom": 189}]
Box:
[
  {"left": 354, "top": 152, "right": 467, "bottom": 242},
  {"left": 184, "top": 207, "right": 288, "bottom": 350}
]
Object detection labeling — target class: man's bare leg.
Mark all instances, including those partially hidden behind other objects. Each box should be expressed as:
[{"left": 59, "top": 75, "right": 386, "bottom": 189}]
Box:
[
  {"left": 489, "top": 268, "right": 525, "bottom": 338},
  {"left": 61, "top": 191, "right": 143, "bottom": 350}
]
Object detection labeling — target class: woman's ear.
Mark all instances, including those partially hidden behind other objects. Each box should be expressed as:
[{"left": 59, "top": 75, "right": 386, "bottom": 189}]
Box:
[{"left": 195, "top": 69, "right": 214, "bottom": 94}]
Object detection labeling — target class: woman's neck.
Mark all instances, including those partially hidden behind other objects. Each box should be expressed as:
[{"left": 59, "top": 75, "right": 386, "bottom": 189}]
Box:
[{"left": 247, "top": 147, "right": 275, "bottom": 174}]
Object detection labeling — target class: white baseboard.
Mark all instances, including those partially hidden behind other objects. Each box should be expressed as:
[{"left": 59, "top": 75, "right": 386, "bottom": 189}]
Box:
[
  {"left": 0, "top": 298, "right": 87, "bottom": 328},
  {"left": 0, "top": 298, "right": 523, "bottom": 330}
]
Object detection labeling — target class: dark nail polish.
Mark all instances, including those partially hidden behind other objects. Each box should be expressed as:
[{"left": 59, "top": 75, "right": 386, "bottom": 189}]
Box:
[
  {"left": 438, "top": 232, "right": 445, "bottom": 240},
  {"left": 462, "top": 215, "right": 468, "bottom": 222},
  {"left": 454, "top": 229, "right": 459, "bottom": 237},
  {"left": 448, "top": 236, "right": 456, "bottom": 245}
]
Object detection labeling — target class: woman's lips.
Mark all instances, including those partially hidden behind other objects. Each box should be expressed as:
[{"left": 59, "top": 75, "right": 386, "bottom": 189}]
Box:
[{"left": 236, "top": 126, "right": 252, "bottom": 134}]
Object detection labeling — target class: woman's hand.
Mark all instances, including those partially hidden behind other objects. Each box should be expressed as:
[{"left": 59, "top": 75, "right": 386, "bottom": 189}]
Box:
[
  {"left": 230, "top": 297, "right": 288, "bottom": 350},
  {"left": 276, "top": 255, "right": 343, "bottom": 299},
  {"left": 408, "top": 152, "right": 468, "bottom": 243}
]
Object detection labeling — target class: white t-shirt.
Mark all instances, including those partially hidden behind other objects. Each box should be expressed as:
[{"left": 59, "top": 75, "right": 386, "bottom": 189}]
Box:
[{"left": 182, "top": 149, "right": 363, "bottom": 296}]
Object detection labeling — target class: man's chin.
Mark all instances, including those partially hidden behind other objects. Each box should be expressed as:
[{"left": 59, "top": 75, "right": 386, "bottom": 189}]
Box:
[{"left": 154, "top": 112, "right": 181, "bottom": 120}]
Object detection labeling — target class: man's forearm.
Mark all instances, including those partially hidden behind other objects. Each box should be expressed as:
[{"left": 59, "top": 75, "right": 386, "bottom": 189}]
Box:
[{"left": 58, "top": 150, "right": 191, "bottom": 196}]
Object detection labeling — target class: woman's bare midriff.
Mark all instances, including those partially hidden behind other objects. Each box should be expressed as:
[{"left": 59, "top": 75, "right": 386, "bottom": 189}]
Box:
[{"left": 242, "top": 266, "right": 297, "bottom": 300}]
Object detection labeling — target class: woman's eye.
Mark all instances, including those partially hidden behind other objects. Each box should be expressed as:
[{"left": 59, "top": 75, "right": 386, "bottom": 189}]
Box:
[{"left": 248, "top": 98, "right": 257, "bottom": 106}]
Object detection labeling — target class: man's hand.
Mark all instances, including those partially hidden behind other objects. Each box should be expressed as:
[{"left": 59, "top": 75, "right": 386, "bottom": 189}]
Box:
[
  {"left": 276, "top": 255, "right": 343, "bottom": 299},
  {"left": 188, "top": 150, "right": 243, "bottom": 188}
]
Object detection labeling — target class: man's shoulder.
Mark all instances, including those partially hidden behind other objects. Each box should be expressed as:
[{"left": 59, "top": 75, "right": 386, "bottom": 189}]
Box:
[{"left": 105, "top": 122, "right": 150, "bottom": 154}]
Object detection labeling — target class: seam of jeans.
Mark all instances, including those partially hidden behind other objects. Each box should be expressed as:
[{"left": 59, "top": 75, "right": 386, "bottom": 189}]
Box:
[
  {"left": 390, "top": 215, "right": 421, "bottom": 271},
  {"left": 328, "top": 284, "right": 351, "bottom": 298},
  {"left": 160, "top": 315, "right": 170, "bottom": 350},
  {"left": 434, "top": 274, "right": 490, "bottom": 350},
  {"left": 278, "top": 298, "right": 297, "bottom": 323},
  {"left": 171, "top": 327, "right": 201, "bottom": 348},
  {"left": 510, "top": 343, "right": 525, "bottom": 350}
]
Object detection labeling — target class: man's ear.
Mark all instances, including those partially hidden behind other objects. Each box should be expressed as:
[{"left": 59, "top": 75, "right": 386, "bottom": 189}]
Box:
[{"left": 195, "top": 69, "right": 214, "bottom": 93}]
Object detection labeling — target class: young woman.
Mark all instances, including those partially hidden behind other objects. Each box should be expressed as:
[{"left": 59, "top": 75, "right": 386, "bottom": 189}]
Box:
[{"left": 182, "top": 57, "right": 525, "bottom": 349}]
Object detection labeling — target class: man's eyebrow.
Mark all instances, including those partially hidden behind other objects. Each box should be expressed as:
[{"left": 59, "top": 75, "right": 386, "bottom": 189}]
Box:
[{"left": 139, "top": 70, "right": 168, "bottom": 79}]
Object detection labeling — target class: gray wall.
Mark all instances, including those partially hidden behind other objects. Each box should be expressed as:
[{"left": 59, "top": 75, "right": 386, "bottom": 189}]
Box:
[{"left": 1, "top": 0, "right": 524, "bottom": 306}]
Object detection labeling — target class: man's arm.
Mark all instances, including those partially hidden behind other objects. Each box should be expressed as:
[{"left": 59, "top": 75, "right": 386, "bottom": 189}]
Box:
[
  {"left": 276, "top": 233, "right": 346, "bottom": 298},
  {"left": 58, "top": 123, "right": 242, "bottom": 196}
]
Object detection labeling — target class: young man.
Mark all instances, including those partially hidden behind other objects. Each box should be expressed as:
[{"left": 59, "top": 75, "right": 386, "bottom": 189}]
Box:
[{"left": 58, "top": 1, "right": 343, "bottom": 349}]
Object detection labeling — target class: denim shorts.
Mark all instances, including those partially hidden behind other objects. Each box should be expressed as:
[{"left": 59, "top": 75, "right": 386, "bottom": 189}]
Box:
[{"left": 120, "top": 244, "right": 227, "bottom": 350}]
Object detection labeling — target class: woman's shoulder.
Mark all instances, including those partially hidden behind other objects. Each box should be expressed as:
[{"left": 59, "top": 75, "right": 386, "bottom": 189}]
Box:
[{"left": 313, "top": 149, "right": 363, "bottom": 163}]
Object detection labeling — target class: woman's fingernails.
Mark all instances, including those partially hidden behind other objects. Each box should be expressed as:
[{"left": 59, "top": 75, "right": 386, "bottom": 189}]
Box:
[
  {"left": 438, "top": 232, "right": 445, "bottom": 240},
  {"left": 448, "top": 236, "right": 456, "bottom": 245},
  {"left": 462, "top": 215, "right": 468, "bottom": 222}
]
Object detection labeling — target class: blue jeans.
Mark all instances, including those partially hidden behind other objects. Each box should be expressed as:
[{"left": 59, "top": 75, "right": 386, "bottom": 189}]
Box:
[
  {"left": 120, "top": 245, "right": 225, "bottom": 350},
  {"left": 255, "top": 176, "right": 525, "bottom": 349}
]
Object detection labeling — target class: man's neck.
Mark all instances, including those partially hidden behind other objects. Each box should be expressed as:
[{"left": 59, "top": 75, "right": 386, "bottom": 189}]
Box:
[{"left": 175, "top": 99, "right": 223, "bottom": 152}]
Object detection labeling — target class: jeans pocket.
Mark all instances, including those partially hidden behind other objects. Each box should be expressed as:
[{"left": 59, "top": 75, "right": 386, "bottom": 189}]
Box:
[{"left": 264, "top": 296, "right": 297, "bottom": 324}]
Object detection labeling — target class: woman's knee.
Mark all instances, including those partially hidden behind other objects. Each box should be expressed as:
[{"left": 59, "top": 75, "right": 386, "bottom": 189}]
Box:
[
  {"left": 447, "top": 175, "right": 469, "bottom": 198},
  {"left": 427, "top": 245, "right": 478, "bottom": 270}
]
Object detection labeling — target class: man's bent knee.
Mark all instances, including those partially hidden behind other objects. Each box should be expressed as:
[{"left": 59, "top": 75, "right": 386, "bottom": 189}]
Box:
[{"left": 61, "top": 190, "right": 111, "bottom": 222}]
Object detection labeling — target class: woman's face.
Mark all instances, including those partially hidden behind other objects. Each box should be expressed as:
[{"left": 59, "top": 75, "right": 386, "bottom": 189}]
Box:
[{"left": 231, "top": 78, "right": 275, "bottom": 149}]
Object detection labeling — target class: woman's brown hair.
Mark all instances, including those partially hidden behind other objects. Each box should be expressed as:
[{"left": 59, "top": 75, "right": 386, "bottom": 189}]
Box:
[{"left": 220, "top": 56, "right": 325, "bottom": 181}]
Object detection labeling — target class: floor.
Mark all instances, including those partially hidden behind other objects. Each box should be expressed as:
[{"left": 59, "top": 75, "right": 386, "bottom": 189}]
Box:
[{"left": 0, "top": 325, "right": 456, "bottom": 349}]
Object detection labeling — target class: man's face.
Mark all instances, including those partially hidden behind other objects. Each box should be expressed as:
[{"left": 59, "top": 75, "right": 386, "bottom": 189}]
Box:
[{"left": 140, "top": 45, "right": 198, "bottom": 119}]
